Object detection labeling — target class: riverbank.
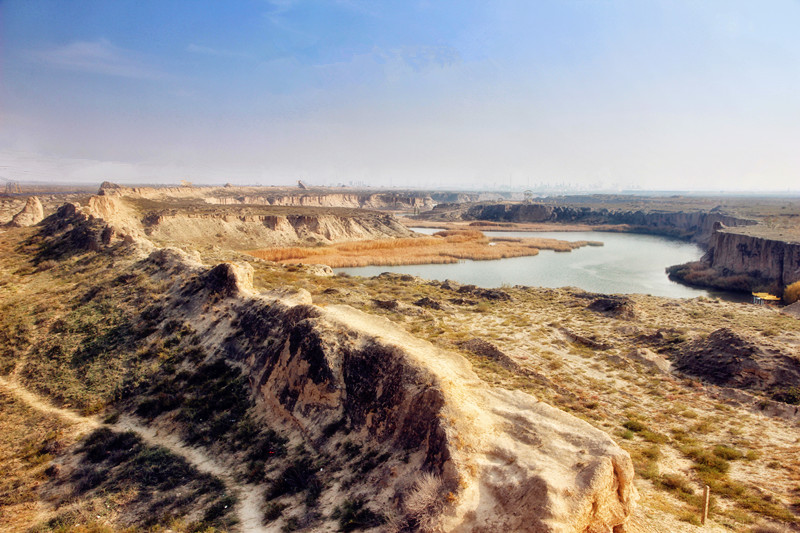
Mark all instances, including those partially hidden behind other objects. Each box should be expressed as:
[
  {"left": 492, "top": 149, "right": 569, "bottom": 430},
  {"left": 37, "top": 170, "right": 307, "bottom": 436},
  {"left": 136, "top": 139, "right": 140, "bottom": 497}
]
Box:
[{"left": 413, "top": 197, "right": 800, "bottom": 300}]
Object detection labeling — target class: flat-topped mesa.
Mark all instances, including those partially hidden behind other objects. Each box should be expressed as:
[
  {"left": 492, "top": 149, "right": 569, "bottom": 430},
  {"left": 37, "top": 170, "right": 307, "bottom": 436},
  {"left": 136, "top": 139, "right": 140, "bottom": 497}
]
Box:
[
  {"left": 203, "top": 192, "right": 434, "bottom": 210},
  {"left": 48, "top": 192, "right": 415, "bottom": 249},
  {"left": 98, "top": 184, "right": 436, "bottom": 211},
  {"left": 167, "top": 255, "right": 638, "bottom": 532},
  {"left": 141, "top": 208, "right": 413, "bottom": 248}
]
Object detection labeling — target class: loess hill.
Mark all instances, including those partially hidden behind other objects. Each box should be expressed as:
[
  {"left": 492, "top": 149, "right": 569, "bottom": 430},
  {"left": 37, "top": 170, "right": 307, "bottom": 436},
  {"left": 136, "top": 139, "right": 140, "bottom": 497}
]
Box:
[{"left": 0, "top": 188, "right": 799, "bottom": 533}]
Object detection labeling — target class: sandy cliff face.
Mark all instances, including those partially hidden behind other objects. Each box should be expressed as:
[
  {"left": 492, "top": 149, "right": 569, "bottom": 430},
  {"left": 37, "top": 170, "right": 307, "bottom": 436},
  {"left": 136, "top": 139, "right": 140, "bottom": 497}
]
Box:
[
  {"left": 143, "top": 211, "right": 413, "bottom": 248},
  {"left": 704, "top": 230, "right": 800, "bottom": 290},
  {"left": 105, "top": 185, "right": 435, "bottom": 211},
  {"left": 204, "top": 192, "right": 434, "bottom": 210},
  {"left": 51, "top": 192, "right": 414, "bottom": 249}
]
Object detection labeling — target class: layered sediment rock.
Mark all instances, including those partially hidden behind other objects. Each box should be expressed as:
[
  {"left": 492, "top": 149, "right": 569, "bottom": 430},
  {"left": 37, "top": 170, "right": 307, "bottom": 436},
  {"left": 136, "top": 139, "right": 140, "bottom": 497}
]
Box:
[
  {"left": 668, "top": 228, "right": 800, "bottom": 294},
  {"left": 45, "top": 192, "right": 415, "bottom": 249},
  {"left": 142, "top": 210, "right": 413, "bottom": 248},
  {"left": 105, "top": 185, "right": 435, "bottom": 211},
  {"left": 204, "top": 192, "right": 434, "bottom": 210},
  {"left": 706, "top": 229, "right": 800, "bottom": 289},
  {"left": 423, "top": 202, "right": 754, "bottom": 244}
]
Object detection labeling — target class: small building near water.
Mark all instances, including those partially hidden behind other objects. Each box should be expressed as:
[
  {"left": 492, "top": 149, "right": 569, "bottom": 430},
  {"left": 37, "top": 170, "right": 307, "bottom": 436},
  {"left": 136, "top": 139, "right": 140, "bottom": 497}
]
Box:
[{"left": 752, "top": 292, "right": 780, "bottom": 305}]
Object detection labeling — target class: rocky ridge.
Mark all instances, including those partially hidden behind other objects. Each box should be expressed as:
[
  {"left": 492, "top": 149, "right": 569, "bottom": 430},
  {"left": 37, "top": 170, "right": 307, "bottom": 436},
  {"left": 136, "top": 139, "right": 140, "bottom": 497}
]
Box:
[{"left": 33, "top": 200, "right": 640, "bottom": 531}]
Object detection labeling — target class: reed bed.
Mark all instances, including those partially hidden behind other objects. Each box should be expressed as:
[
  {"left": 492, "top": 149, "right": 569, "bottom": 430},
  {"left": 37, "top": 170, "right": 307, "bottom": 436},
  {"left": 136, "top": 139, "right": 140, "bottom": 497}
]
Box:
[{"left": 246, "top": 230, "right": 598, "bottom": 268}]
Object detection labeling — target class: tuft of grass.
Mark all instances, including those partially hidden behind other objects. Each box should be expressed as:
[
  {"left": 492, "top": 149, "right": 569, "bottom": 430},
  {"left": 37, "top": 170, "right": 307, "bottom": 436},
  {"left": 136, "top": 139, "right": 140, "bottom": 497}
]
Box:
[
  {"left": 682, "top": 446, "right": 730, "bottom": 477},
  {"left": 713, "top": 445, "right": 745, "bottom": 461},
  {"left": 622, "top": 419, "right": 646, "bottom": 432}
]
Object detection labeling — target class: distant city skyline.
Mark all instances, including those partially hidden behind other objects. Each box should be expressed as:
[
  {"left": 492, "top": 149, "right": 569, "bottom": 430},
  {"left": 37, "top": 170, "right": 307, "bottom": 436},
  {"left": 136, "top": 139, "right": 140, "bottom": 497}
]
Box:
[{"left": 2, "top": 1, "right": 799, "bottom": 191}]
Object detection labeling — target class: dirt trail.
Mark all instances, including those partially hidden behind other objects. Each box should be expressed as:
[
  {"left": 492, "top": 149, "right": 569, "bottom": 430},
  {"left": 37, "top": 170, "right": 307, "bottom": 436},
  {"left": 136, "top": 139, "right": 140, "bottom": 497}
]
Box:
[{"left": 0, "top": 376, "right": 267, "bottom": 532}]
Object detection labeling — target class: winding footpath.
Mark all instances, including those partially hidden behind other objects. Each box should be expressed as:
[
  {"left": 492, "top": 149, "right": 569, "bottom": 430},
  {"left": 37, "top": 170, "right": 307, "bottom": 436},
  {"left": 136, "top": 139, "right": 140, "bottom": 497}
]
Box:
[{"left": 0, "top": 375, "right": 268, "bottom": 533}]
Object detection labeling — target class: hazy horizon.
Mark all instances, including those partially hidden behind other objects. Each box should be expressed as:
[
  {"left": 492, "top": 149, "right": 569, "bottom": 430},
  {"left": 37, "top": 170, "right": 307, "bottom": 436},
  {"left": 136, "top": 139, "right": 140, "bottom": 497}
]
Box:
[{"left": 2, "top": 1, "right": 799, "bottom": 192}]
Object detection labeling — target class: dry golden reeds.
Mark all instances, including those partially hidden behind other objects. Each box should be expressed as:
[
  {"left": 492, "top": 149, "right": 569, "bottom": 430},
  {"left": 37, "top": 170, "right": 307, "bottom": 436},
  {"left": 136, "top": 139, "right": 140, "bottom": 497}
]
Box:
[{"left": 246, "top": 229, "right": 595, "bottom": 268}]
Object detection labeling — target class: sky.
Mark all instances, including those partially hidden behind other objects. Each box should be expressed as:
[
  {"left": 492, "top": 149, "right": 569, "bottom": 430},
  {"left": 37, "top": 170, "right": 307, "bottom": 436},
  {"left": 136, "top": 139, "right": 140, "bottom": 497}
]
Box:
[{"left": 1, "top": 0, "right": 799, "bottom": 191}]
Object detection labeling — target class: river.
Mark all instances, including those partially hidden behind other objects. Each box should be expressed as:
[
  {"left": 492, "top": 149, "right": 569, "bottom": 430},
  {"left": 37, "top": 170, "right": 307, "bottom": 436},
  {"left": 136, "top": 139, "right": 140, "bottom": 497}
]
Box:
[{"left": 334, "top": 229, "right": 738, "bottom": 299}]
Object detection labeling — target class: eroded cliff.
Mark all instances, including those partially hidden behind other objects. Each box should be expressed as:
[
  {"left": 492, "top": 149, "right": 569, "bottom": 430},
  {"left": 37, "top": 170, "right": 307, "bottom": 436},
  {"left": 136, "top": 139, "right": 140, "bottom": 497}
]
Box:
[
  {"left": 420, "top": 202, "right": 754, "bottom": 244},
  {"left": 53, "top": 192, "right": 415, "bottom": 249},
  {"left": 668, "top": 227, "right": 800, "bottom": 295},
  {"left": 153, "top": 251, "right": 638, "bottom": 532}
]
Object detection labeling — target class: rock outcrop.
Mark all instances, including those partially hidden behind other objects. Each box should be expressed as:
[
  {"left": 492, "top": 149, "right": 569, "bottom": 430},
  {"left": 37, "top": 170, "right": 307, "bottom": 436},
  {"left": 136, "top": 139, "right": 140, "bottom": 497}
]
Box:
[
  {"left": 8, "top": 196, "right": 44, "bottom": 227},
  {"left": 673, "top": 328, "right": 800, "bottom": 400},
  {"left": 668, "top": 228, "right": 800, "bottom": 294},
  {"left": 705, "top": 229, "right": 800, "bottom": 290},
  {"left": 146, "top": 251, "right": 638, "bottom": 532}
]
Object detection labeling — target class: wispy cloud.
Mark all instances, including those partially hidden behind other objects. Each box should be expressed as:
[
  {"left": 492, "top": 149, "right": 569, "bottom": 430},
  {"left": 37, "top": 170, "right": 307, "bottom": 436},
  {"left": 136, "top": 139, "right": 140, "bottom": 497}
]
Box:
[
  {"left": 30, "top": 39, "right": 163, "bottom": 79},
  {"left": 186, "top": 43, "right": 251, "bottom": 58}
]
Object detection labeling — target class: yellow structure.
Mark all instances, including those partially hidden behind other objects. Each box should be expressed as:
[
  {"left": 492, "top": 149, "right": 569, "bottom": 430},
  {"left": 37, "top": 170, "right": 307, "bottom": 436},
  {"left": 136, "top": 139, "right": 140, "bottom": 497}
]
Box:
[{"left": 752, "top": 292, "right": 780, "bottom": 305}]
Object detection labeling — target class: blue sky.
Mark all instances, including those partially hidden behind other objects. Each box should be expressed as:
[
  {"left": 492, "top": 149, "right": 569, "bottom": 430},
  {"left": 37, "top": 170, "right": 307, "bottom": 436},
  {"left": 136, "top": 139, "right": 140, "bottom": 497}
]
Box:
[{"left": 1, "top": 0, "right": 799, "bottom": 190}]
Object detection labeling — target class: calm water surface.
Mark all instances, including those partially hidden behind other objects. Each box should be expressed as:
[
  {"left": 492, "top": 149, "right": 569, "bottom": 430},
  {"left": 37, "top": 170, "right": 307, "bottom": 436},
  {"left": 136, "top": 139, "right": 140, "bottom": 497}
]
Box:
[{"left": 334, "top": 229, "right": 728, "bottom": 299}]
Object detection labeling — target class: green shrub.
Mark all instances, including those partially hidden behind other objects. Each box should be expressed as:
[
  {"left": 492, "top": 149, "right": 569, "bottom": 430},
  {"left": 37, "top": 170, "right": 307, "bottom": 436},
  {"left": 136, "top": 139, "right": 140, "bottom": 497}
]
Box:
[
  {"left": 622, "top": 419, "right": 645, "bottom": 432},
  {"left": 683, "top": 446, "right": 730, "bottom": 477},
  {"left": 713, "top": 445, "right": 744, "bottom": 461}
]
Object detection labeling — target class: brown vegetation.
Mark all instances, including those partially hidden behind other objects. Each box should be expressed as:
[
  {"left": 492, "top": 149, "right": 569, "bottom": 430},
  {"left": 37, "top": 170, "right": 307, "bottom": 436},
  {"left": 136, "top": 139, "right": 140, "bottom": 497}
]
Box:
[
  {"left": 784, "top": 280, "right": 800, "bottom": 304},
  {"left": 247, "top": 229, "right": 598, "bottom": 268}
]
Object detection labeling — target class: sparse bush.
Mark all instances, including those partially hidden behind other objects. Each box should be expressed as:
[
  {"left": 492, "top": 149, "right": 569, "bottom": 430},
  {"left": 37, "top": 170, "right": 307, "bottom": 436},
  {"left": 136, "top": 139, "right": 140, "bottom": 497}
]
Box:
[
  {"left": 333, "top": 499, "right": 385, "bottom": 532},
  {"left": 268, "top": 456, "right": 317, "bottom": 499},
  {"left": 773, "top": 387, "right": 800, "bottom": 405},
  {"left": 265, "top": 502, "right": 288, "bottom": 522},
  {"left": 641, "top": 429, "right": 669, "bottom": 444},
  {"left": 404, "top": 472, "right": 445, "bottom": 531},
  {"left": 683, "top": 446, "right": 730, "bottom": 477},
  {"left": 658, "top": 473, "right": 695, "bottom": 496}
]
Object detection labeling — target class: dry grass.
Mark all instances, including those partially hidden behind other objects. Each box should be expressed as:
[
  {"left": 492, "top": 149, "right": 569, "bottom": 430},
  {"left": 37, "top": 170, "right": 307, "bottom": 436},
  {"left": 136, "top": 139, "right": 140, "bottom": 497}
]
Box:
[
  {"left": 784, "top": 280, "right": 800, "bottom": 304},
  {"left": 246, "top": 230, "right": 595, "bottom": 268}
]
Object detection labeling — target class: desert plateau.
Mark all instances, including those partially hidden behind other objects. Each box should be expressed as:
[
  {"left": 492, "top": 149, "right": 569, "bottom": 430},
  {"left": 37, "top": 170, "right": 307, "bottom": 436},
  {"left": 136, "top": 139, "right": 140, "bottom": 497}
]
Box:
[{"left": 0, "top": 183, "right": 798, "bottom": 533}]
